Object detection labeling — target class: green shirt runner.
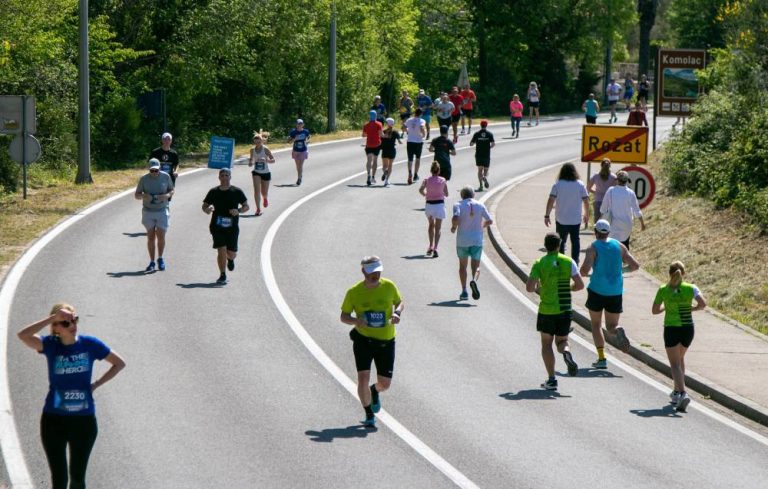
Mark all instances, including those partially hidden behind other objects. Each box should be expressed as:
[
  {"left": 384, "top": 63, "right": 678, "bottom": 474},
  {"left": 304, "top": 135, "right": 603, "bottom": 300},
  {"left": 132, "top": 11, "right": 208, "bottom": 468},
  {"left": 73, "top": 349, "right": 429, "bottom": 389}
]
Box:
[
  {"left": 653, "top": 282, "right": 699, "bottom": 327},
  {"left": 529, "top": 253, "right": 579, "bottom": 315}
]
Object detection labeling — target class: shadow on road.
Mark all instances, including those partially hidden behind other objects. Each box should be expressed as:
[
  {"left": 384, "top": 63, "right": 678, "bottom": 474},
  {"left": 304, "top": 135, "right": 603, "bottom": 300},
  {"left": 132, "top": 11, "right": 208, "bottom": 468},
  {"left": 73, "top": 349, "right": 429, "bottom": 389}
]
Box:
[
  {"left": 122, "top": 232, "right": 146, "bottom": 238},
  {"left": 629, "top": 405, "right": 683, "bottom": 418},
  {"left": 275, "top": 183, "right": 299, "bottom": 188},
  {"left": 428, "top": 300, "right": 476, "bottom": 308},
  {"left": 305, "top": 425, "right": 376, "bottom": 442},
  {"left": 577, "top": 369, "right": 623, "bottom": 379},
  {"left": 175, "top": 282, "right": 227, "bottom": 289},
  {"left": 107, "top": 270, "right": 151, "bottom": 278},
  {"left": 499, "top": 389, "right": 572, "bottom": 400},
  {"left": 401, "top": 255, "right": 433, "bottom": 260}
]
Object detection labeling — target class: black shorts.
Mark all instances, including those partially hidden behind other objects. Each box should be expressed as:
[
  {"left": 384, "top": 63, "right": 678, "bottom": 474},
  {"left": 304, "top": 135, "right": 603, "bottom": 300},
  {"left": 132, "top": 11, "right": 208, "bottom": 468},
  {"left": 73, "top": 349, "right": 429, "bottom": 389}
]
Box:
[
  {"left": 475, "top": 157, "right": 490, "bottom": 167},
  {"left": 350, "top": 328, "right": 395, "bottom": 378},
  {"left": 438, "top": 162, "right": 451, "bottom": 181},
  {"left": 210, "top": 225, "right": 239, "bottom": 252},
  {"left": 400, "top": 113, "right": 410, "bottom": 121},
  {"left": 437, "top": 117, "right": 451, "bottom": 128},
  {"left": 638, "top": 90, "right": 649, "bottom": 100},
  {"left": 462, "top": 108, "right": 473, "bottom": 117},
  {"left": 451, "top": 113, "right": 461, "bottom": 123},
  {"left": 251, "top": 171, "right": 271, "bottom": 181},
  {"left": 536, "top": 312, "right": 572, "bottom": 336},
  {"left": 529, "top": 101, "right": 540, "bottom": 108},
  {"left": 382, "top": 148, "right": 396, "bottom": 159},
  {"left": 608, "top": 100, "right": 618, "bottom": 107},
  {"left": 365, "top": 146, "right": 381, "bottom": 156},
  {"left": 664, "top": 326, "right": 694, "bottom": 348},
  {"left": 407, "top": 142, "right": 423, "bottom": 161},
  {"left": 585, "top": 288, "right": 623, "bottom": 314},
  {"left": 586, "top": 115, "right": 597, "bottom": 124}
]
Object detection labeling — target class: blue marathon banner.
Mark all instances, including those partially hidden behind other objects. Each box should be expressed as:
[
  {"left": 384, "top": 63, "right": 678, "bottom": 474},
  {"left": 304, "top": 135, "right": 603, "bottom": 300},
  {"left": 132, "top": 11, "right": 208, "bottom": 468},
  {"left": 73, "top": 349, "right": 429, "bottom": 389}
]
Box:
[{"left": 208, "top": 136, "right": 235, "bottom": 169}]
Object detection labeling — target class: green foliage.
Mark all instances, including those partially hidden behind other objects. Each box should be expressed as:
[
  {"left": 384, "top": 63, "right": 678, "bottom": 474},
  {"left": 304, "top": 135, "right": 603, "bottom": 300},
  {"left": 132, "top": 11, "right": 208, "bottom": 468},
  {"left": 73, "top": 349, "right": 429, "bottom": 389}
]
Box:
[
  {"left": 0, "top": 142, "right": 20, "bottom": 193},
  {"left": 667, "top": 0, "right": 727, "bottom": 49}
]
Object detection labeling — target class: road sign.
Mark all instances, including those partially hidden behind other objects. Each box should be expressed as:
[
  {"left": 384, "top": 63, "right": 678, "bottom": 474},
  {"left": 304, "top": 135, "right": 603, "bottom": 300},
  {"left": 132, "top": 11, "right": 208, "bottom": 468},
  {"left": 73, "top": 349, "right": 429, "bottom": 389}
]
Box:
[
  {"left": 8, "top": 134, "right": 41, "bottom": 164},
  {"left": 620, "top": 165, "right": 655, "bottom": 209},
  {"left": 581, "top": 124, "right": 649, "bottom": 164},
  {"left": 0, "top": 95, "right": 36, "bottom": 134},
  {"left": 656, "top": 48, "right": 706, "bottom": 117},
  {"left": 208, "top": 136, "right": 235, "bottom": 170}
]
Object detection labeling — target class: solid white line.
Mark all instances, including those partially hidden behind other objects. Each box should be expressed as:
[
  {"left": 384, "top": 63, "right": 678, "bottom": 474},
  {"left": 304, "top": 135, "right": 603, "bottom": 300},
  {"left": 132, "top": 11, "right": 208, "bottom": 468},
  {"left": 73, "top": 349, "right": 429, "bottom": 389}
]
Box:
[{"left": 478, "top": 167, "right": 768, "bottom": 448}]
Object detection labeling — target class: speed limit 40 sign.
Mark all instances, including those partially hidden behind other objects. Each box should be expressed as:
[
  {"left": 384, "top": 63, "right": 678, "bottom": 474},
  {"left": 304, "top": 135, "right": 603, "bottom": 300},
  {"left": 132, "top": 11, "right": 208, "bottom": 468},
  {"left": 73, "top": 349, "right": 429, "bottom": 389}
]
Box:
[{"left": 620, "top": 166, "right": 655, "bottom": 209}]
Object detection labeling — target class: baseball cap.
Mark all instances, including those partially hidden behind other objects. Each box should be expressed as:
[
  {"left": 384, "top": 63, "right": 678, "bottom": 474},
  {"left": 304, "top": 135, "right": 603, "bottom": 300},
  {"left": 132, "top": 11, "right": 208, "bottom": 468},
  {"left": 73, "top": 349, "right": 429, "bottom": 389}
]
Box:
[
  {"left": 148, "top": 158, "right": 161, "bottom": 170},
  {"left": 361, "top": 258, "right": 383, "bottom": 274},
  {"left": 161, "top": 132, "right": 172, "bottom": 140},
  {"left": 595, "top": 219, "right": 611, "bottom": 234},
  {"left": 218, "top": 167, "right": 232, "bottom": 175},
  {"left": 385, "top": 117, "right": 395, "bottom": 126},
  {"left": 617, "top": 170, "right": 630, "bottom": 183},
  {"left": 418, "top": 88, "right": 425, "bottom": 94},
  {"left": 480, "top": 120, "right": 488, "bottom": 127}
]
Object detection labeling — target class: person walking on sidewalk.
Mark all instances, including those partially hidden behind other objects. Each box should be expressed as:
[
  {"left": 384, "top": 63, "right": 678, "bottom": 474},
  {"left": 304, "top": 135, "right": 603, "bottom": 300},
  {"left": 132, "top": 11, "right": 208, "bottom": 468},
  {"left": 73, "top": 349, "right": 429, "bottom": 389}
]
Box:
[
  {"left": 587, "top": 158, "right": 617, "bottom": 223},
  {"left": 469, "top": 120, "right": 495, "bottom": 191},
  {"left": 135, "top": 158, "right": 174, "bottom": 272},
  {"left": 580, "top": 219, "right": 640, "bottom": 368},
  {"left": 545, "top": 162, "right": 589, "bottom": 264},
  {"left": 17, "top": 302, "right": 126, "bottom": 489},
  {"left": 600, "top": 170, "right": 646, "bottom": 249},
  {"left": 340, "top": 256, "right": 404, "bottom": 428},
  {"left": 526, "top": 233, "right": 585, "bottom": 390},
  {"left": 419, "top": 162, "right": 449, "bottom": 257},
  {"left": 451, "top": 186, "right": 493, "bottom": 301},
  {"left": 652, "top": 261, "right": 707, "bottom": 412}
]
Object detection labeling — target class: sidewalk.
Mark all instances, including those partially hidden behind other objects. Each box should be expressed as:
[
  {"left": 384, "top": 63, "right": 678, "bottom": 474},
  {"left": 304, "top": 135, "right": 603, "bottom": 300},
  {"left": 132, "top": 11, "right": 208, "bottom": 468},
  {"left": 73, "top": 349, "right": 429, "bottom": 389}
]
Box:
[{"left": 487, "top": 163, "right": 768, "bottom": 427}]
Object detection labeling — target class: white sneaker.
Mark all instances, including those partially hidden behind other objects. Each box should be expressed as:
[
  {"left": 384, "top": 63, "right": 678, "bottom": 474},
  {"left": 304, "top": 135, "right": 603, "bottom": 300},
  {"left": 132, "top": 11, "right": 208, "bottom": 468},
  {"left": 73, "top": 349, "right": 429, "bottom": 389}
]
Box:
[
  {"left": 669, "top": 391, "right": 681, "bottom": 405},
  {"left": 676, "top": 392, "right": 691, "bottom": 412}
]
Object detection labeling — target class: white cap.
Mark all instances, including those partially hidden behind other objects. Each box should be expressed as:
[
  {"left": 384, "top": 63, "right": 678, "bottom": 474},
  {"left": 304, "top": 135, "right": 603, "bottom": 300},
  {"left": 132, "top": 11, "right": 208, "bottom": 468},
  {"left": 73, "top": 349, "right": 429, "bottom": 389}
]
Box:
[
  {"left": 362, "top": 260, "right": 383, "bottom": 274},
  {"left": 385, "top": 118, "right": 395, "bottom": 126},
  {"left": 149, "top": 158, "right": 161, "bottom": 170},
  {"left": 595, "top": 219, "right": 611, "bottom": 234},
  {"left": 161, "top": 132, "right": 172, "bottom": 140}
]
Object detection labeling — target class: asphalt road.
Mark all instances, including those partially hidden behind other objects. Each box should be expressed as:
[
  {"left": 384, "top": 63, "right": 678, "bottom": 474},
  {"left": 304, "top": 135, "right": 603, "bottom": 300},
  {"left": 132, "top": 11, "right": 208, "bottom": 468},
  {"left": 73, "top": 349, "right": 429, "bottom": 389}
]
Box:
[{"left": 4, "top": 114, "right": 768, "bottom": 488}]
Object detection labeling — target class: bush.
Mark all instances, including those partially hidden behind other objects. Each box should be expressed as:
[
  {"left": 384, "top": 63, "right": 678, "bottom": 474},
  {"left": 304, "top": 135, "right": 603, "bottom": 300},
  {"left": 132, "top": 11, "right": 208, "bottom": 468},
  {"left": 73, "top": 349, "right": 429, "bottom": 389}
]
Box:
[{"left": 0, "top": 148, "right": 20, "bottom": 193}]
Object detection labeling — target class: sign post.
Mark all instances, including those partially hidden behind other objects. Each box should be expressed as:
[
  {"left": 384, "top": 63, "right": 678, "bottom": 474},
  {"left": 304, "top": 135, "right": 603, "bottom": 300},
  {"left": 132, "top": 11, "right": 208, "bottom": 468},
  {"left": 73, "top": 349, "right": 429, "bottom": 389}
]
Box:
[{"left": 654, "top": 48, "right": 706, "bottom": 149}]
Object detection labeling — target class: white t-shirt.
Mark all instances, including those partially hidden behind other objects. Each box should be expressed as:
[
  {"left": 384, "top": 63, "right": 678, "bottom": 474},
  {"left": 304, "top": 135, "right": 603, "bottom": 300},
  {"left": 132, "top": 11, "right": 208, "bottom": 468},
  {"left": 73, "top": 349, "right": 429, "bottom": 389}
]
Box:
[
  {"left": 452, "top": 199, "right": 492, "bottom": 247},
  {"left": 436, "top": 101, "right": 454, "bottom": 120},
  {"left": 600, "top": 185, "right": 642, "bottom": 242},
  {"left": 549, "top": 180, "right": 589, "bottom": 225},
  {"left": 607, "top": 83, "right": 622, "bottom": 101},
  {"left": 404, "top": 117, "right": 426, "bottom": 143}
]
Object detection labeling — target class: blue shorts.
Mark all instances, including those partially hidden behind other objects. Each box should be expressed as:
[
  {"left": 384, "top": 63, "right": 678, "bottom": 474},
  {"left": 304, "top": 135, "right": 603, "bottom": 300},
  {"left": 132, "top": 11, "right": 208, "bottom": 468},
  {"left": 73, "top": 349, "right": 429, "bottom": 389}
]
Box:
[
  {"left": 421, "top": 114, "right": 431, "bottom": 124},
  {"left": 457, "top": 245, "right": 483, "bottom": 261}
]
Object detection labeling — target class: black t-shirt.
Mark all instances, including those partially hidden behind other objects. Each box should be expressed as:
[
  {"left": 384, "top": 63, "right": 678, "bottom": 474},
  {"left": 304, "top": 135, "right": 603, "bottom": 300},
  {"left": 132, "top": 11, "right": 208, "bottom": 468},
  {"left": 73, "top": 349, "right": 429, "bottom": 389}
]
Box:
[
  {"left": 380, "top": 130, "right": 401, "bottom": 151},
  {"left": 203, "top": 186, "right": 248, "bottom": 228},
  {"left": 429, "top": 136, "right": 455, "bottom": 166},
  {"left": 470, "top": 129, "right": 495, "bottom": 160},
  {"left": 150, "top": 147, "right": 179, "bottom": 176}
]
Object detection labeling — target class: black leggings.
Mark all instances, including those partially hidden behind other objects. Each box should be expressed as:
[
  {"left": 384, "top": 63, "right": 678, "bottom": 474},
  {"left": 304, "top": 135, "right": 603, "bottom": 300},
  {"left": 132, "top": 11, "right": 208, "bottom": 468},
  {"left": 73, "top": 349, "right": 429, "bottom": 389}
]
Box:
[{"left": 41, "top": 413, "right": 98, "bottom": 489}]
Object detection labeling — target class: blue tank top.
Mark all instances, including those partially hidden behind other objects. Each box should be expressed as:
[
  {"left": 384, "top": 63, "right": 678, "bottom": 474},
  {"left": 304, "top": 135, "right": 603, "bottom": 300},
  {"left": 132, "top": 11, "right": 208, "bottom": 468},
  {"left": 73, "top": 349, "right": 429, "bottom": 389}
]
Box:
[{"left": 588, "top": 239, "right": 623, "bottom": 296}]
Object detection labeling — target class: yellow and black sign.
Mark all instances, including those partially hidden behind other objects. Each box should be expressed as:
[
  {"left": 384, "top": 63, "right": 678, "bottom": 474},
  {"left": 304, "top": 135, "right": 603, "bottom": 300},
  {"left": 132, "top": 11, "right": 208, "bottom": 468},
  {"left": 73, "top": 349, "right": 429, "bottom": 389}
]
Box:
[{"left": 581, "top": 124, "right": 649, "bottom": 164}]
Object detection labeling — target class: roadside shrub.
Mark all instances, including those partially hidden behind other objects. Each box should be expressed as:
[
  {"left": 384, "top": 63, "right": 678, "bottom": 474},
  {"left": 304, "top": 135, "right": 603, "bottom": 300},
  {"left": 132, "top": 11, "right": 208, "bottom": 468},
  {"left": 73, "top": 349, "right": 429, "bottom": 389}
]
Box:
[{"left": 0, "top": 149, "right": 19, "bottom": 193}]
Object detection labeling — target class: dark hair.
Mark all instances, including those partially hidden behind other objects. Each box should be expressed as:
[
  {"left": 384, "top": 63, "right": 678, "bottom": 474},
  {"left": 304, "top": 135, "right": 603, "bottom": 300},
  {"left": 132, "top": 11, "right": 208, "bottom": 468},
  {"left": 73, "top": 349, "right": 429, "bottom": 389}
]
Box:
[
  {"left": 558, "top": 162, "right": 579, "bottom": 181},
  {"left": 544, "top": 233, "right": 561, "bottom": 252},
  {"left": 414, "top": 108, "right": 423, "bottom": 116},
  {"left": 430, "top": 161, "right": 441, "bottom": 175}
]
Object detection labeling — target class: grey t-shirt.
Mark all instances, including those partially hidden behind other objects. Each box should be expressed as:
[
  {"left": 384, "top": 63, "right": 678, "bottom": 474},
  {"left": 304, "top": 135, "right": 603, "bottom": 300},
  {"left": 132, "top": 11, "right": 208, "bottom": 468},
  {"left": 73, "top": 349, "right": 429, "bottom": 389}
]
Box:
[{"left": 136, "top": 172, "right": 174, "bottom": 211}]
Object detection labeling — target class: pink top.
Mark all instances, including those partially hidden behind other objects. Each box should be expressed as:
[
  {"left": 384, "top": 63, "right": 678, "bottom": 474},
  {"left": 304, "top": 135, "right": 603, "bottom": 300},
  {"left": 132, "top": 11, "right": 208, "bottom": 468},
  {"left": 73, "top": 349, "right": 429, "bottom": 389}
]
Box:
[
  {"left": 424, "top": 175, "right": 447, "bottom": 201},
  {"left": 509, "top": 100, "right": 524, "bottom": 118},
  {"left": 589, "top": 173, "right": 617, "bottom": 201}
]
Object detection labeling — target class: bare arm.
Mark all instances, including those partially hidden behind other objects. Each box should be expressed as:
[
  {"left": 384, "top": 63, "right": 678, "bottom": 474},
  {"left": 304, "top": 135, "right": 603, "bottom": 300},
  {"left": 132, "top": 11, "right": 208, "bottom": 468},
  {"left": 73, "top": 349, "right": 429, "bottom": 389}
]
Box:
[
  {"left": 443, "top": 182, "right": 449, "bottom": 198},
  {"left": 265, "top": 148, "right": 276, "bottom": 163},
  {"left": 451, "top": 215, "right": 459, "bottom": 233},
  {"left": 652, "top": 302, "right": 664, "bottom": 315},
  {"left": 91, "top": 351, "right": 126, "bottom": 392},
  {"left": 571, "top": 273, "right": 585, "bottom": 291},
  {"left": 340, "top": 312, "right": 366, "bottom": 327},
  {"left": 544, "top": 196, "right": 555, "bottom": 227},
  {"left": 202, "top": 201, "right": 213, "bottom": 214},
  {"left": 17, "top": 314, "right": 55, "bottom": 352},
  {"left": 693, "top": 293, "right": 707, "bottom": 311},
  {"left": 581, "top": 197, "right": 589, "bottom": 225},
  {"left": 621, "top": 245, "right": 640, "bottom": 272},
  {"left": 418, "top": 180, "right": 427, "bottom": 196},
  {"left": 525, "top": 277, "right": 539, "bottom": 293},
  {"left": 580, "top": 245, "right": 595, "bottom": 277}
]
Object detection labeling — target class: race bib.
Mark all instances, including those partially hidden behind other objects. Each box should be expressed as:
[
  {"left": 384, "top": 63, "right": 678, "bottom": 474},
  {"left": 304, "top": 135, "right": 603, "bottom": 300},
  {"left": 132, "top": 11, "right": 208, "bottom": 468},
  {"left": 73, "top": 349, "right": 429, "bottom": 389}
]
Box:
[
  {"left": 364, "top": 311, "right": 387, "bottom": 328},
  {"left": 295, "top": 141, "right": 306, "bottom": 151},
  {"left": 255, "top": 161, "right": 266, "bottom": 171},
  {"left": 216, "top": 216, "right": 233, "bottom": 228},
  {"left": 161, "top": 163, "right": 173, "bottom": 173},
  {"left": 54, "top": 389, "right": 89, "bottom": 413}
]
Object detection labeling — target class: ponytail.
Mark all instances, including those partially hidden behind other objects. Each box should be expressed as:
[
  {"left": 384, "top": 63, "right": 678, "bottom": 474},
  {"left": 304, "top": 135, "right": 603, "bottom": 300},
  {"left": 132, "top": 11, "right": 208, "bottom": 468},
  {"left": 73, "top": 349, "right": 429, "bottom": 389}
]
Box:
[{"left": 668, "top": 261, "right": 685, "bottom": 288}]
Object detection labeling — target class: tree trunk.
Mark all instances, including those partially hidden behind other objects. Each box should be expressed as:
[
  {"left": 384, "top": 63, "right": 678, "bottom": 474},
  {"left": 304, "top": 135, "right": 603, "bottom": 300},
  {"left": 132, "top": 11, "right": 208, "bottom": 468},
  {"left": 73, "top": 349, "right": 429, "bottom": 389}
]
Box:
[{"left": 637, "top": 0, "right": 658, "bottom": 79}]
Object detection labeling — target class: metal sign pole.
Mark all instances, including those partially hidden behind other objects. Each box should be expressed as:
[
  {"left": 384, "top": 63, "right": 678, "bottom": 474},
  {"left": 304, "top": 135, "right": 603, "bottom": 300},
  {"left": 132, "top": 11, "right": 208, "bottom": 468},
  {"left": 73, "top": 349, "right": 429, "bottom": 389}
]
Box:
[
  {"left": 22, "top": 95, "right": 27, "bottom": 199},
  {"left": 652, "top": 50, "right": 658, "bottom": 150}
]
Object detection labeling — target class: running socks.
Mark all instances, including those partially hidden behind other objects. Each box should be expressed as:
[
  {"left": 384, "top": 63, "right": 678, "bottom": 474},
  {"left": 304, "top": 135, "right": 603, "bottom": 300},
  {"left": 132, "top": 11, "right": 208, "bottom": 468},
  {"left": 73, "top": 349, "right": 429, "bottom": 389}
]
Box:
[{"left": 597, "top": 347, "right": 605, "bottom": 361}]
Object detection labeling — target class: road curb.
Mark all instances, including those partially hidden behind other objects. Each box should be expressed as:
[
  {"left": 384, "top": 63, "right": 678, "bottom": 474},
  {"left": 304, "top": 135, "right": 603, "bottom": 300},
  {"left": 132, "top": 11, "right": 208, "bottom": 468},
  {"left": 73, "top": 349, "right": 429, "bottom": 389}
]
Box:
[{"left": 486, "top": 174, "right": 768, "bottom": 428}]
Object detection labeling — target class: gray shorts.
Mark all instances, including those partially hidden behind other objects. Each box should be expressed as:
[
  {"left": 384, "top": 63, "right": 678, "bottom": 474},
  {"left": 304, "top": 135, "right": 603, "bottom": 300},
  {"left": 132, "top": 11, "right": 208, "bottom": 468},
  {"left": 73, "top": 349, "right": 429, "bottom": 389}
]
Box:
[{"left": 142, "top": 208, "right": 169, "bottom": 231}]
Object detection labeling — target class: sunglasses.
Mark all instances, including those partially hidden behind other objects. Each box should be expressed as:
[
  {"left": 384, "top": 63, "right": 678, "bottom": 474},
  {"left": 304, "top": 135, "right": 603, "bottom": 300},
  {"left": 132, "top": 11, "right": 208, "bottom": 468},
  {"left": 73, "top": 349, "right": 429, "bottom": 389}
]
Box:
[
  {"left": 52, "top": 317, "right": 78, "bottom": 328},
  {"left": 150, "top": 169, "right": 160, "bottom": 173}
]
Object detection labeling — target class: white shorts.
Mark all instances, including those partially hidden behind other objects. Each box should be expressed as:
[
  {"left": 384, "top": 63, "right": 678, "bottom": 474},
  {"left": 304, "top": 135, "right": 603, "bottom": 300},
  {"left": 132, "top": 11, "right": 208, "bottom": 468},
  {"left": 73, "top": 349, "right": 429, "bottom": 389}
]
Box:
[
  {"left": 425, "top": 202, "right": 446, "bottom": 220},
  {"left": 142, "top": 208, "right": 169, "bottom": 231}
]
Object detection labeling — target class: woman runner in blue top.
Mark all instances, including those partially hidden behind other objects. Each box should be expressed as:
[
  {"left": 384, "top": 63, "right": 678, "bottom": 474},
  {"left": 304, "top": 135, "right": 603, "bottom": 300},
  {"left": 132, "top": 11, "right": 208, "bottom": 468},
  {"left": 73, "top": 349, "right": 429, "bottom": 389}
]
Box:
[{"left": 18, "top": 303, "right": 126, "bottom": 489}]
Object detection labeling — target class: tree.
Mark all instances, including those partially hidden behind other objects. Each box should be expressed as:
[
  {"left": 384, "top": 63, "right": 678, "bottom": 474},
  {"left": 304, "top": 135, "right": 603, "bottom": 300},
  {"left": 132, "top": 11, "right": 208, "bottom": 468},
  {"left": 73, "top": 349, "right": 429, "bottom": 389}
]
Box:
[{"left": 637, "top": 0, "right": 658, "bottom": 78}]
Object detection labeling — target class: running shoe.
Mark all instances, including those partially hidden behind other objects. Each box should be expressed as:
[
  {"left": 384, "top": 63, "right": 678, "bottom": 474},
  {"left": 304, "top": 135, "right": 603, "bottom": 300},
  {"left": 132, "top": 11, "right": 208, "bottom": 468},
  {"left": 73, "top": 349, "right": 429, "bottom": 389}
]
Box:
[
  {"left": 255, "top": 210, "right": 262, "bottom": 216},
  {"left": 535, "top": 121, "right": 539, "bottom": 126},
  {"left": 459, "top": 290, "right": 469, "bottom": 300},
  {"left": 476, "top": 186, "right": 484, "bottom": 193},
  {"left": 157, "top": 257, "right": 166, "bottom": 271},
  {"left": 676, "top": 392, "right": 691, "bottom": 412},
  {"left": 426, "top": 248, "right": 433, "bottom": 256},
  {"left": 527, "top": 122, "right": 532, "bottom": 126},
  {"left": 362, "top": 415, "right": 376, "bottom": 428},
  {"left": 516, "top": 133, "right": 519, "bottom": 139},
  {"left": 460, "top": 129, "right": 465, "bottom": 135},
  {"left": 469, "top": 280, "right": 480, "bottom": 300},
  {"left": 370, "top": 385, "right": 381, "bottom": 413},
  {"left": 216, "top": 273, "right": 227, "bottom": 285},
  {"left": 432, "top": 249, "right": 438, "bottom": 258},
  {"left": 511, "top": 131, "right": 516, "bottom": 137},
  {"left": 413, "top": 173, "right": 419, "bottom": 181},
  {"left": 483, "top": 177, "right": 489, "bottom": 189},
  {"left": 541, "top": 379, "right": 558, "bottom": 391},
  {"left": 296, "top": 177, "right": 302, "bottom": 186},
  {"left": 613, "top": 327, "right": 631, "bottom": 353},
  {"left": 563, "top": 351, "right": 578, "bottom": 376},
  {"left": 591, "top": 358, "right": 607, "bottom": 369},
  {"left": 263, "top": 197, "right": 268, "bottom": 208},
  {"left": 384, "top": 180, "right": 390, "bottom": 187},
  {"left": 407, "top": 172, "right": 413, "bottom": 185},
  {"left": 227, "top": 259, "right": 235, "bottom": 271},
  {"left": 381, "top": 171, "right": 387, "bottom": 182},
  {"left": 669, "top": 391, "right": 681, "bottom": 405},
  {"left": 366, "top": 176, "right": 371, "bottom": 186},
  {"left": 145, "top": 261, "right": 156, "bottom": 272}
]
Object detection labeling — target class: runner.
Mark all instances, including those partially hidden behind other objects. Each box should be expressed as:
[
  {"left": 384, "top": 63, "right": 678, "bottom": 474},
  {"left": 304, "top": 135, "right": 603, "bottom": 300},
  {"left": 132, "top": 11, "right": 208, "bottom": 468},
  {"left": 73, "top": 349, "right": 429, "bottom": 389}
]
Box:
[
  {"left": 469, "top": 120, "right": 495, "bottom": 191},
  {"left": 652, "top": 261, "right": 707, "bottom": 412},
  {"left": 418, "top": 161, "right": 449, "bottom": 257},
  {"left": 451, "top": 186, "right": 493, "bottom": 301},
  {"left": 587, "top": 158, "right": 617, "bottom": 223},
  {"left": 544, "top": 162, "right": 589, "bottom": 264},
  {"left": 509, "top": 94, "right": 524, "bottom": 137},
  {"left": 448, "top": 86, "right": 464, "bottom": 143},
  {"left": 606, "top": 78, "right": 622, "bottom": 123},
  {"left": 150, "top": 132, "right": 179, "bottom": 185},
  {"left": 626, "top": 101, "right": 648, "bottom": 126},
  {"left": 526, "top": 233, "right": 585, "bottom": 390},
  {"left": 416, "top": 89, "right": 433, "bottom": 139},
  {"left": 579, "top": 219, "right": 640, "bottom": 368},
  {"left": 202, "top": 167, "right": 250, "bottom": 284},
  {"left": 134, "top": 158, "right": 174, "bottom": 272},
  {"left": 600, "top": 170, "right": 646, "bottom": 249},
  {"left": 637, "top": 74, "right": 651, "bottom": 109},
  {"left": 403, "top": 108, "right": 427, "bottom": 184},
  {"left": 17, "top": 302, "right": 125, "bottom": 489},
  {"left": 527, "top": 82, "right": 541, "bottom": 126},
  {"left": 287, "top": 119, "right": 310, "bottom": 186},
  {"left": 581, "top": 93, "right": 600, "bottom": 124},
  {"left": 397, "top": 90, "right": 413, "bottom": 123},
  {"left": 623, "top": 74, "right": 636, "bottom": 111},
  {"left": 435, "top": 93, "right": 454, "bottom": 136},
  {"left": 380, "top": 118, "right": 402, "bottom": 187},
  {"left": 428, "top": 125, "right": 456, "bottom": 181},
  {"left": 371, "top": 95, "right": 387, "bottom": 124},
  {"left": 460, "top": 84, "right": 477, "bottom": 134},
  {"left": 247, "top": 132, "right": 275, "bottom": 216},
  {"left": 362, "top": 110, "right": 384, "bottom": 186},
  {"left": 340, "top": 256, "right": 404, "bottom": 428}
]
